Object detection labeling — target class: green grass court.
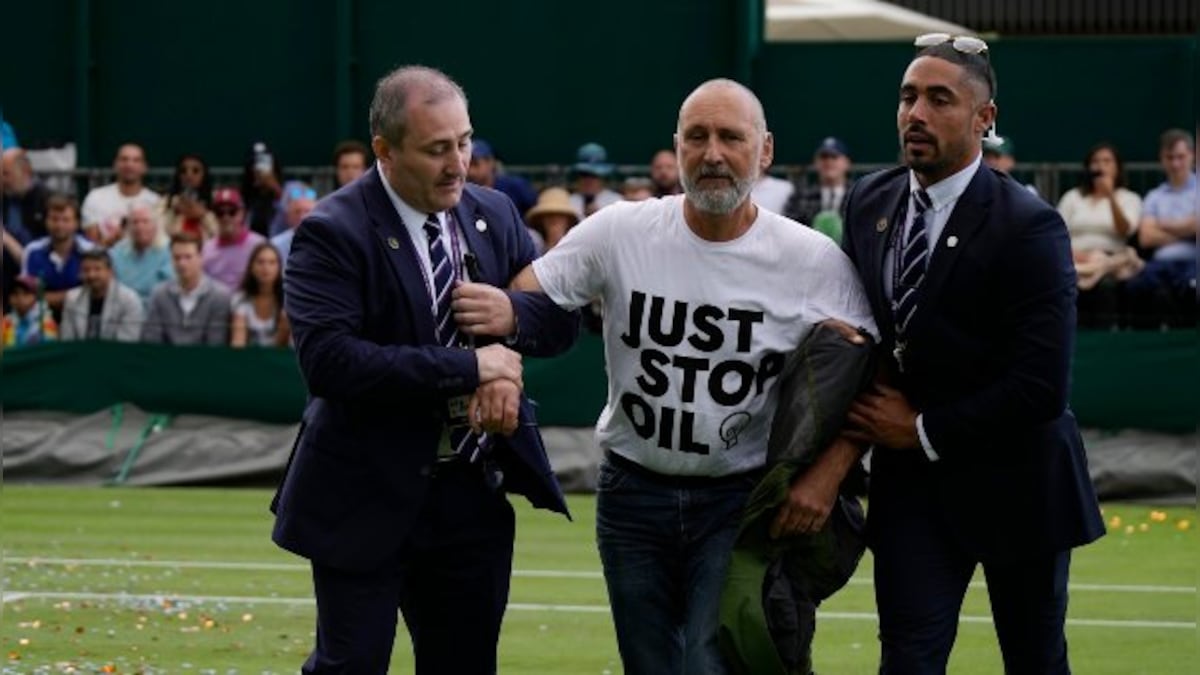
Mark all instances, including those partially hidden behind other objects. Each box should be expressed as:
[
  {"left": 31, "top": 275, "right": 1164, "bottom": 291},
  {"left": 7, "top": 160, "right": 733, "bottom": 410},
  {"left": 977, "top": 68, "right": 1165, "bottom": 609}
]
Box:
[{"left": 1, "top": 487, "right": 1195, "bottom": 673}]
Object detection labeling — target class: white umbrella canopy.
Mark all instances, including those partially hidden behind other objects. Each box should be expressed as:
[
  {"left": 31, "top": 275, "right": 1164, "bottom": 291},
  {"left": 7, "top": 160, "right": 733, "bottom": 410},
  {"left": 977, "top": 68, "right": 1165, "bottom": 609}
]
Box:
[{"left": 767, "top": 0, "right": 975, "bottom": 41}]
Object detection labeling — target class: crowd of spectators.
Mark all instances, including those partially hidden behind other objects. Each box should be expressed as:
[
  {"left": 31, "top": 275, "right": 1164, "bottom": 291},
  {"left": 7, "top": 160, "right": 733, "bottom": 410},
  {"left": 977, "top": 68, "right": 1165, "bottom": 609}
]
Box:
[{"left": 0, "top": 128, "right": 1193, "bottom": 350}]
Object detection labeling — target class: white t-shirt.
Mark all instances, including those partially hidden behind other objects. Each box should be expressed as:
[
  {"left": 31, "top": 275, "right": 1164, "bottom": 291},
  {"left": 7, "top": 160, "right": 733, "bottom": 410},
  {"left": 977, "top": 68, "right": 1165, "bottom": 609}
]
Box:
[
  {"left": 81, "top": 183, "right": 161, "bottom": 234},
  {"left": 1056, "top": 187, "right": 1142, "bottom": 254},
  {"left": 533, "top": 195, "right": 877, "bottom": 477}
]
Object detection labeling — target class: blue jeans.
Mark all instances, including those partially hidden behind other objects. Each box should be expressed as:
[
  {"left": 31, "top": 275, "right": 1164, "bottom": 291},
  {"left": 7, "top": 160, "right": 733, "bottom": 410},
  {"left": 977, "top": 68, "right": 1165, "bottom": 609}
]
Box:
[{"left": 595, "top": 455, "right": 757, "bottom": 675}]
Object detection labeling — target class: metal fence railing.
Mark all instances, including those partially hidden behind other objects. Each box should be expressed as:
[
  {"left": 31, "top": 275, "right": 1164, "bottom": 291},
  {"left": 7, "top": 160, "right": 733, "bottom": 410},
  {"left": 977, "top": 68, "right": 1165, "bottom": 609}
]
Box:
[{"left": 35, "top": 162, "right": 1169, "bottom": 207}]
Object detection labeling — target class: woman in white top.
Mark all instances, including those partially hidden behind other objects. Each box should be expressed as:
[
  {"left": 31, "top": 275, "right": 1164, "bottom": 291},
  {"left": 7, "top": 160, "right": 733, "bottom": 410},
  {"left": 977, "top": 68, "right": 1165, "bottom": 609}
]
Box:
[
  {"left": 230, "top": 242, "right": 291, "bottom": 348},
  {"left": 1056, "top": 143, "right": 1144, "bottom": 328}
]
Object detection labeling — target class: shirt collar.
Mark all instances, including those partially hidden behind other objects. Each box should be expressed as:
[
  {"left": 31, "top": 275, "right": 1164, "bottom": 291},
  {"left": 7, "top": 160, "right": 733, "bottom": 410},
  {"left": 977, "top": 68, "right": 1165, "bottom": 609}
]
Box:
[
  {"left": 1169, "top": 173, "right": 1197, "bottom": 192},
  {"left": 377, "top": 161, "right": 444, "bottom": 233},
  {"left": 908, "top": 153, "right": 982, "bottom": 211}
]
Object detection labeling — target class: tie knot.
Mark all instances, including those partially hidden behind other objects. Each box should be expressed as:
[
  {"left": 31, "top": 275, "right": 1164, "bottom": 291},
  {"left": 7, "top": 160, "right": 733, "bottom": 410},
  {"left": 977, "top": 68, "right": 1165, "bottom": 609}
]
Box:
[
  {"left": 423, "top": 216, "right": 440, "bottom": 241},
  {"left": 913, "top": 189, "right": 932, "bottom": 213}
]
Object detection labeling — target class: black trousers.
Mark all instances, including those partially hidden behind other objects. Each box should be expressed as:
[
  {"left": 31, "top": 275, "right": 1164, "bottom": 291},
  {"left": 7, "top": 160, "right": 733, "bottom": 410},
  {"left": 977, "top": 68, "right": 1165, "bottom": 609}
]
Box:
[
  {"left": 870, "top": 493, "right": 1072, "bottom": 675},
  {"left": 303, "top": 461, "right": 515, "bottom": 674}
]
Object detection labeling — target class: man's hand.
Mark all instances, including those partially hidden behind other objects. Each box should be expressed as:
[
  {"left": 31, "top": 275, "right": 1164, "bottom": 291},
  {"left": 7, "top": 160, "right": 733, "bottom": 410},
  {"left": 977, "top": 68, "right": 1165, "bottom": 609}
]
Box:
[
  {"left": 845, "top": 384, "right": 920, "bottom": 449},
  {"left": 476, "top": 343, "right": 522, "bottom": 388},
  {"left": 769, "top": 435, "right": 861, "bottom": 538},
  {"left": 819, "top": 318, "right": 867, "bottom": 345},
  {"left": 468, "top": 378, "right": 521, "bottom": 436},
  {"left": 453, "top": 282, "right": 516, "bottom": 337}
]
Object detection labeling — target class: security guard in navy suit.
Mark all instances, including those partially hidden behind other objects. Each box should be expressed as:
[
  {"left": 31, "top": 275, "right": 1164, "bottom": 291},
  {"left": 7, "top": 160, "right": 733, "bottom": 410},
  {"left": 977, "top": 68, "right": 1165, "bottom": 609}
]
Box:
[
  {"left": 271, "top": 66, "right": 579, "bottom": 674},
  {"left": 840, "top": 38, "right": 1104, "bottom": 674}
]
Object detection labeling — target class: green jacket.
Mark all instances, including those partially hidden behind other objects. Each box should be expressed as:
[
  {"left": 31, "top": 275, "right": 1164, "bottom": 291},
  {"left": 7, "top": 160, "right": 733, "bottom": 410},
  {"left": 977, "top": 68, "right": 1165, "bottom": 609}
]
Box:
[{"left": 719, "top": 323, "right": 875, "bottom": 675}]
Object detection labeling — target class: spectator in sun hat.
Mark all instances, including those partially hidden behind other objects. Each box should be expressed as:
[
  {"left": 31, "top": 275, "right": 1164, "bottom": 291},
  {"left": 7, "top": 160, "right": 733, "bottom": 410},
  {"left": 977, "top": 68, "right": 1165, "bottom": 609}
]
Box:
[
  {"left": 202, "top": 186, "right": 266, "bottom": 289},
  {"left": 525, "top": 187, "right": 580, "bottom": 252},
  {"left": 467, "top": 138, "right": 538, "bottom": 216},
  {"left": 568, "top": 142, "right": 622, "bottom": 218}
]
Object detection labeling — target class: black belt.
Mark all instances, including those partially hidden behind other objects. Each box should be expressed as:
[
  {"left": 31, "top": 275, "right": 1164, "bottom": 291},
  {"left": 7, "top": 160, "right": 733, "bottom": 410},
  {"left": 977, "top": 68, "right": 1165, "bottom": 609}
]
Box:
[{"left": 604, "top": 450, "right": 764, "bottom": 489}]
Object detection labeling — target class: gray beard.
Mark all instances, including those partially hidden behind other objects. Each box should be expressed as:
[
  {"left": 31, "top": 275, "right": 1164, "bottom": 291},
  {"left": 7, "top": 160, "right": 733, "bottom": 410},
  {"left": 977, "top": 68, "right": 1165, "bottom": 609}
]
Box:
[{"left": 681, "top": 173, "right": 756, "bottom": 215}]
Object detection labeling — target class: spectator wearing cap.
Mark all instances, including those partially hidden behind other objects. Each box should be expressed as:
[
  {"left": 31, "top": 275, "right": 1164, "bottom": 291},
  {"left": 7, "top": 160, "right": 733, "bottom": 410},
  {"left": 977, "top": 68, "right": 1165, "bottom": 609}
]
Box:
[
  {"left": 2, "top": 147, "right": 52, "bottom": 244},
  {"left": 332, "top": 140, "right": 370, "bottom": 189},
  {"left": 2, "top": 275, "right": 58, "bottom": 348},
  {"left": 202, "top": 187, "right": 266, "bottom": 289},
  {"left": 467, "top": 139, "right": 538, "bottom": 216},
  {"left": 160, "top": 153, "right": 217, "bottom": 242},
  {"left": 525, "top": 187, "right": 580, "bottom": 251},
  {"left": 784, "top": 136, "right": 855, "bottom": 230},
  {"left": 983, "top": 135, "right": 1039, "bottom": 196},
  {"left": 649, "top": 149, "right": 682, "bottom": 197},
  {"left": 142, "top": 234, "right": 231, "bottom": 345},
  {"left": 569, "top": 142, "right": 622, "bottom": 218},
  {"left": 270, "top": 183, "right": 318, "bottom": 269},
  {"left": 22, "top": 193, "right": 95, "bottom": 317},
  {"left": 60, "top": 249, "right": 144, "bottom": 342},
  {"left": 110, "top": 203, "right": 175, "bottom": 306},
  {"left": 80, "top": 143, "right": 161, "bottom": 246}
]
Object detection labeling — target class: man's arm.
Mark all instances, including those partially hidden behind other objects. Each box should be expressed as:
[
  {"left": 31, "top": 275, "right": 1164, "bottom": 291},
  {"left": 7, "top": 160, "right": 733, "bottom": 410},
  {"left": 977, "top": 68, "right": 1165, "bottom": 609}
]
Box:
[
  {"left": 771, "top": 436, "right": 865, "bottom": 537},
  {"left": 141, "top": 293, "right": 165, "bottom": 343},
  {"left": 287, "top": 217, "right": 519, "bottom": 402},
  {"left": 204, "top": 292, "right": 231, "bottom": 346},
  {"left": 452, "top": 196, "right": 579, "bottom": 357},
  {"left": 59, "top": 292, "right": 79, "bottom": 341},
  {"left": 1139, "top": 214, "right": 1197, "bottom": 248},
  {"left": 114, "top": 291, "right": 144, "bottom": 343},
  {"left": 499, "top": 196, "right": 579, "bottom": 356}
]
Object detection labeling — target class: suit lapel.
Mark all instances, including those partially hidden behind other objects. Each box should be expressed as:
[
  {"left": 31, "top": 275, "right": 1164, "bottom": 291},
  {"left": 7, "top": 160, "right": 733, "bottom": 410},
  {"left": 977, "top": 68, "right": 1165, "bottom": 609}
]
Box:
[
  {"left": 453, "top": 190, "right": 500, "bottom": 284},
  {"left": 906, "top": 166, "right": 994, "bottom": 339},
  {"left": 869, "top": 177, "right": 909, "bottom": 339},
  {"left": 363, "top": 167, "right": 437, "bottom": 343}
]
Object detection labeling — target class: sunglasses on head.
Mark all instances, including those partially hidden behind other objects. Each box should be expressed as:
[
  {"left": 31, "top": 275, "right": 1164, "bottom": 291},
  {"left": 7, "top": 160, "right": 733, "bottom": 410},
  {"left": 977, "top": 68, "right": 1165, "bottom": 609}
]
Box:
[{"left": 914, "top": 33, "right": 989, "bottom": 56}]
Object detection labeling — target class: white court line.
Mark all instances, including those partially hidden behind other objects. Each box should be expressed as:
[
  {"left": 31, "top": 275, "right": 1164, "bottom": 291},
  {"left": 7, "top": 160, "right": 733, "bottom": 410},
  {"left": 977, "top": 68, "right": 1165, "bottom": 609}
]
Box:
[
  {"left": 1, "top": 593, "right": 30, "bottom": 604},
  {"left": 6, "top": 557, "right": 1195, "bottom": 594},
  {"left": 1, "top": 590, "right": 1194, "bottom": 630}
]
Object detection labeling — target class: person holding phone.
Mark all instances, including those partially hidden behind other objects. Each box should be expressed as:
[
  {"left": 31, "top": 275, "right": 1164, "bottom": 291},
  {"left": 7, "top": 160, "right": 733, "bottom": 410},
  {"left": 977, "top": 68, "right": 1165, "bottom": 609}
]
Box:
[{"left": 1056, "top": 142, "right": 1144, "bottom": 327}]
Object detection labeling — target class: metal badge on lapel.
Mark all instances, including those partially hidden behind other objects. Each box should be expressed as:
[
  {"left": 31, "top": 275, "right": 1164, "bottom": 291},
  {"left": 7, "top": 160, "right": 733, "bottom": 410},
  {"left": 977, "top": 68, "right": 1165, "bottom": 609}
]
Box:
[
  {"left": 875, "top": 217, "right": 888, "bottom": 233},
  {"left": 386, "top": 236, "right": 400, "bottom": 250},
  {"left": 475, "top": 218, "right": 487, "bottom": 233},
  {"left": 947, "top": 235, "right": 959, "bottom": 248}
]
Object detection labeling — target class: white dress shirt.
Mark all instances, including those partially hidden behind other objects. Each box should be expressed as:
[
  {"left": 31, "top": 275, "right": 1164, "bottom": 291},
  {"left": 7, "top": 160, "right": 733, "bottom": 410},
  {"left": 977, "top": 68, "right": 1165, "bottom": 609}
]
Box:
[
  {"left": 377, "top": 163, "right": 472, "bottom": 315},
  {"left": 883, "top": 153, "right": 982, "bottom": 461}
]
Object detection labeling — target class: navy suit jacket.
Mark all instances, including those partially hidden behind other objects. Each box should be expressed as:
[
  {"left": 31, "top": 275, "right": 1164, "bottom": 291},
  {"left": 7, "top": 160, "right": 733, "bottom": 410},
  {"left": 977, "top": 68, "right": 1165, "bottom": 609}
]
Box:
[
  {"left": 841, "top": 165, "right": 1105, "bottom": 562},
  {"left": 271, "top": 167, "right": 578, "bottom": 572}
]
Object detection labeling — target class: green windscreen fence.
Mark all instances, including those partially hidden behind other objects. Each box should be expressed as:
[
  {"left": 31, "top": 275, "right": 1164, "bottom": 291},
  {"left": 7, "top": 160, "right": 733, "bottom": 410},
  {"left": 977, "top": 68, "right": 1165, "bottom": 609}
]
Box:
[{"left": 0, "top": 331, "right": 1193, "bottom": 432}]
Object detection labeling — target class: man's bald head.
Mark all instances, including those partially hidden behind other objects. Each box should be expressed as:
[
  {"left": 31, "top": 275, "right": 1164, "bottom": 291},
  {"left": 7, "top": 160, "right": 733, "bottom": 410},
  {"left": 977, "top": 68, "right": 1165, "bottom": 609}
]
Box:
[
  {"left": 2, "top": 147, "right": 33, "bottom": 195},
  {"left": 677, "top": 78, "right": 767, "bottom": 136}
]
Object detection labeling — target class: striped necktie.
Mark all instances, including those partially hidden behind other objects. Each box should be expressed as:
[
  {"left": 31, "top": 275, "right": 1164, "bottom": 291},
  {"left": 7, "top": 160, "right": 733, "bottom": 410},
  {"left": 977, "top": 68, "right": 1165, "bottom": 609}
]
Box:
[
  {"left": 423, "top": 214, "right": 460, "bottom": 347},
  {"left": 423, "top": 214, "right": 486, "bottom": 462},
  {"left": 893, "top": 188, "right": 933, "bottom": 342}
]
